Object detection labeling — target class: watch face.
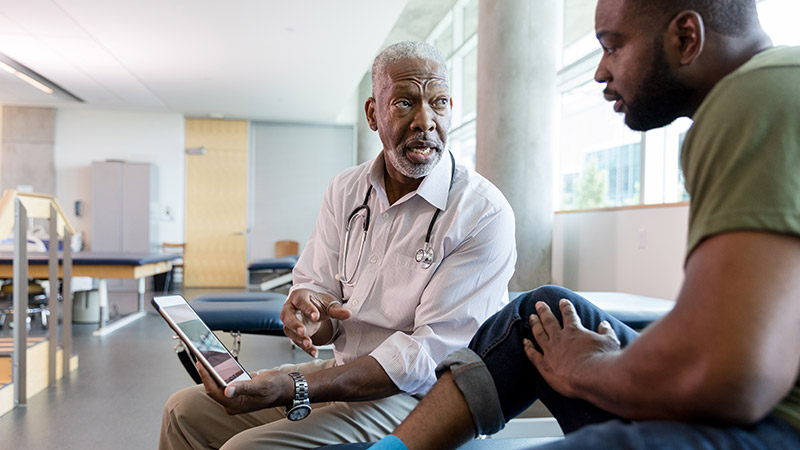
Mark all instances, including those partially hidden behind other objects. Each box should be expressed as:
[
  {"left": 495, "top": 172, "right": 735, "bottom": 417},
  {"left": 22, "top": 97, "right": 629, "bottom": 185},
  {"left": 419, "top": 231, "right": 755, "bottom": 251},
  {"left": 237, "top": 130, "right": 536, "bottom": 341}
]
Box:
[{"left": 287, "top": 404, "right": 311, "bottom": 421}]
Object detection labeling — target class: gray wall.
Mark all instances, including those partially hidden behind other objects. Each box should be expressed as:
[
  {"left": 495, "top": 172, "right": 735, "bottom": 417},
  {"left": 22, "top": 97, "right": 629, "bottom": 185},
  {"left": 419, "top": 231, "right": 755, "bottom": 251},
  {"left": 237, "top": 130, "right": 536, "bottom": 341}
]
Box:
[
  {"left": 1, "top": 106, "right": 56, "bottom": 195},
  {"left": 552, "top": 204, "right": 688, "bottom": 300},
  {"left": 249, "top": 122, "right": 355, "bottom": 260}
]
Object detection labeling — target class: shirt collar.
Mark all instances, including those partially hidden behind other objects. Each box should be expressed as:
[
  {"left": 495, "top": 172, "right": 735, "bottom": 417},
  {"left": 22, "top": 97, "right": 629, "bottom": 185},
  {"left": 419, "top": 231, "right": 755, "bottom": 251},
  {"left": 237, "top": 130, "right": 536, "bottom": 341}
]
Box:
[{"left": 366, "top": 151, "right": 452, "bottom": 211}]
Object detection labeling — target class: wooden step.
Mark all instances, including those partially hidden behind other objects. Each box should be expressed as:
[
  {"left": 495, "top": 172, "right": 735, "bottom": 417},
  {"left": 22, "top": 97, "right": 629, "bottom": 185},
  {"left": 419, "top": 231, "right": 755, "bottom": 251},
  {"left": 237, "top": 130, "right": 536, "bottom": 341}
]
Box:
[{"left": 0, "top": 336, "right": 78, "bottom": 417}]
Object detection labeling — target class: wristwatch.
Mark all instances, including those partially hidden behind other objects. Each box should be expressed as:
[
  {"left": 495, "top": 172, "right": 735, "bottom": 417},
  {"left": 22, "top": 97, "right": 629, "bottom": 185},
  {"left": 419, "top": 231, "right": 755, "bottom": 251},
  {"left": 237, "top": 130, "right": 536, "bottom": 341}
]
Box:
[{"left": 284, "top": 371, "right": 311, "bottom": 421}]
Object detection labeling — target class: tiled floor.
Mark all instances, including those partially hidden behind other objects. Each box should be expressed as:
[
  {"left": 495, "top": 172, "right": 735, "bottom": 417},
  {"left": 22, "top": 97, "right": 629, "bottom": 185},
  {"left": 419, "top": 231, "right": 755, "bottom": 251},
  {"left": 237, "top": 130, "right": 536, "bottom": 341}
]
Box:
[{"left": 0, "top": 287, "right": 318, "bottom": 450}]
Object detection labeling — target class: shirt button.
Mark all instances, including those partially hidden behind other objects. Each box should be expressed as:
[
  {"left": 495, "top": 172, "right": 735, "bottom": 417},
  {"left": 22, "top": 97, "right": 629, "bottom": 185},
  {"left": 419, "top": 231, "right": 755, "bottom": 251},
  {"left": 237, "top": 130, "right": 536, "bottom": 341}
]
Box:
[
  {"left": 351, "top": 300, "right": 359, "bottom": 306},
  {"left": 369, "top": 256, "right": 378, "bottom": 264},
  {"left": 382, "top": 212, "right": 389, "bottom": 219}
]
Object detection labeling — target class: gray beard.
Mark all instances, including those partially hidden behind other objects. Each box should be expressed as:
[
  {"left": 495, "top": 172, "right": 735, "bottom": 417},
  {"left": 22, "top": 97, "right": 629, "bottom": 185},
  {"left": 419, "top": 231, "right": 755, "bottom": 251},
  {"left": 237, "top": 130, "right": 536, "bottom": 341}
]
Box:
[{"left": 385, "top": 147, "right": 443, "bottom": 179}]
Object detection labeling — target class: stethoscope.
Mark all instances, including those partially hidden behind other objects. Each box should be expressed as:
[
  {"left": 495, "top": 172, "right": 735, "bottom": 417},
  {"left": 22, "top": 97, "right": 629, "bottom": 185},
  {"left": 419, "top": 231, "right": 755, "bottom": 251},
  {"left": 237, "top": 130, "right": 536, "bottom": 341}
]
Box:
[{"left": 335, "top": 152, "right": 456, "bottom": 286}]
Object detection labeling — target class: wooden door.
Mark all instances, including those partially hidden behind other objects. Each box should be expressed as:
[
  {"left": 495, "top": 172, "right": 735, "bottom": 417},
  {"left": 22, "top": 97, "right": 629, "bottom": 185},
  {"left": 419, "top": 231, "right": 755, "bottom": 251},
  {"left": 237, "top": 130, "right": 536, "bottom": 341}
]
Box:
[{"left": 184, "top": 119, "right": 248, "bottom": 287}]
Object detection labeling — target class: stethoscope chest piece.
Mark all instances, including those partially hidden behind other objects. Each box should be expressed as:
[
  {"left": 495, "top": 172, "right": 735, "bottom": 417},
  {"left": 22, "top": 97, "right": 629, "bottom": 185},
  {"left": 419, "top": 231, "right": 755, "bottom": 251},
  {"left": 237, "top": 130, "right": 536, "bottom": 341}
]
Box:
[{"left": 415, "top": 245, "right": 435, "bottom": 269}]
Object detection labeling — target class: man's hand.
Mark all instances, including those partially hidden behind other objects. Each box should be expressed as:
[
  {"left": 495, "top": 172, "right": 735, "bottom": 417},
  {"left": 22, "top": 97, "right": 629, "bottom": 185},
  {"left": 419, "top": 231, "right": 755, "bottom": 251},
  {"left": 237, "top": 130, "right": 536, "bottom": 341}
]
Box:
[
  {"left": 197, "top": 362, "right": 293, "bottom": 415},
  {"left": 523, "top": 299, "right": 621, "bottom": 398},
  {"left": 281, "top": 288, "right": 351, "bottom": 357}
]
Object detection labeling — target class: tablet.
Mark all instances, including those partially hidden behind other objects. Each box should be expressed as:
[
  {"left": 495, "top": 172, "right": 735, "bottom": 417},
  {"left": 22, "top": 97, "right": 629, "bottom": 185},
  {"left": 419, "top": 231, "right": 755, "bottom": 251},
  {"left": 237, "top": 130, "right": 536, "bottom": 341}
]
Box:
[{"left": 152, "top": 295, "right": 251, "bottom": 387}]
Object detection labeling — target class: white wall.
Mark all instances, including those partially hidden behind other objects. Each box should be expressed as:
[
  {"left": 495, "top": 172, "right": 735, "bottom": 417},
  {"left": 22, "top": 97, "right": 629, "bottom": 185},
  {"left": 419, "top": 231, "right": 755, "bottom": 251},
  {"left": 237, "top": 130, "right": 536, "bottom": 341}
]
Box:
[
  {"left": 551, "top": 204, "right": 689, "bottom": 300},
  {"left": 54, "top": 109, "right": 185, "bottom": 249}
]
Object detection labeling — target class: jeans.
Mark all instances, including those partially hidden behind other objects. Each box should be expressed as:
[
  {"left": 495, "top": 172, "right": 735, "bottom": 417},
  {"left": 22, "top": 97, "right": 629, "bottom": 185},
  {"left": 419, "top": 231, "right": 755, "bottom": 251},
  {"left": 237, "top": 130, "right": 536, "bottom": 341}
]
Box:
[{"left": 438, "top": 285, "right": 800, "bottom": 449}]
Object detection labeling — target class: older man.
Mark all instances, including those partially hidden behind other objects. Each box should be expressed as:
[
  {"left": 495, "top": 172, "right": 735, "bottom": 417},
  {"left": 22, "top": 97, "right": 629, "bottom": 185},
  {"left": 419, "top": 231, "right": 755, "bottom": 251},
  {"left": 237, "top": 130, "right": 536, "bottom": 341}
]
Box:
[
  {"left": 158, "top": 41, "right": 516, "bottom": 450},
  {"left": 360, "top": 1, "right": 800, "bottom": 449}
]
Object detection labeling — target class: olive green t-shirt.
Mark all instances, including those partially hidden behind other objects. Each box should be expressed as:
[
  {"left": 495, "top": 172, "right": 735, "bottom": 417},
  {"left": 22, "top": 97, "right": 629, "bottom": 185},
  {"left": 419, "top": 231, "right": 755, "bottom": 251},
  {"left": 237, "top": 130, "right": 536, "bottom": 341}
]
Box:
[{"left": 681, "top": 46, "right": 800, "bottom": 430}]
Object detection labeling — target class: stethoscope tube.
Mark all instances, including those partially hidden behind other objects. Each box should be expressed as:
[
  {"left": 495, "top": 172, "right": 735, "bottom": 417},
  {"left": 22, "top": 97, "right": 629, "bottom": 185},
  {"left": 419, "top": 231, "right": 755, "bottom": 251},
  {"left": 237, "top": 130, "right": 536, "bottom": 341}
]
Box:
[
  {"left": 337, "top": 152, "right": 455, "bottom": 285},
  {"left": 335, "top": 188, "right": 372, "bottom": 286}
]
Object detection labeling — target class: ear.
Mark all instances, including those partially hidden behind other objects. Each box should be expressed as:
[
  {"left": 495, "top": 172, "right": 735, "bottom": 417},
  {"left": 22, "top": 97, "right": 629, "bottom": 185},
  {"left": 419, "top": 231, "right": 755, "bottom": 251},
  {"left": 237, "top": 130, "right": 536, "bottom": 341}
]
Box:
[
  {"left": 365, "top": 97, "right": 378, "bottom": 131},
  {"left": 667, "top": 10, "right": 705, "bottom": 66}
]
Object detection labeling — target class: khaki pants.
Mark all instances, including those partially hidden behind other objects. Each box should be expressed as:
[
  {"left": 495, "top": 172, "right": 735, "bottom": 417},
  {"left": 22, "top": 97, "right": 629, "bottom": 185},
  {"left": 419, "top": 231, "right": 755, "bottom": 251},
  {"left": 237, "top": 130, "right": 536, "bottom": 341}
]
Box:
[{"left": 159, "top": 358, "right": 419, "bottom": 450}]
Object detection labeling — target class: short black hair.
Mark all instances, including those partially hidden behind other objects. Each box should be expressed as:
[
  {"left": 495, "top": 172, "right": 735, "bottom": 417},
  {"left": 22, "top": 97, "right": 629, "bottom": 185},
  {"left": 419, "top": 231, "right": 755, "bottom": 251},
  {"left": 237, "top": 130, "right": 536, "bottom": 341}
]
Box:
[{"left": 628, "top": 0, "right": 759, "bottom": 36}]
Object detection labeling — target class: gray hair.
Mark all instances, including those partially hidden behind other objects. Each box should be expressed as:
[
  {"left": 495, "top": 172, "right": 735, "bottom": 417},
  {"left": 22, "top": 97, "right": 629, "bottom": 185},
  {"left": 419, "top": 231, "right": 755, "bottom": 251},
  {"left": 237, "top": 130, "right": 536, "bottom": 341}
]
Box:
[{"left": 371, "top": 41, "right": 449, "bottom": 97}]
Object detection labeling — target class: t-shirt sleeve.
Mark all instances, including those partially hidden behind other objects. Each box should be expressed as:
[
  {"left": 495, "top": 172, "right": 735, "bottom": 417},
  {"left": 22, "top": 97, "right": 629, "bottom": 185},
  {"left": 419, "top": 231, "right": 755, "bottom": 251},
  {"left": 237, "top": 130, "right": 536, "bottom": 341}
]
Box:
[{"left": 681, "top": 61, "right": 800, "bottom": 259}]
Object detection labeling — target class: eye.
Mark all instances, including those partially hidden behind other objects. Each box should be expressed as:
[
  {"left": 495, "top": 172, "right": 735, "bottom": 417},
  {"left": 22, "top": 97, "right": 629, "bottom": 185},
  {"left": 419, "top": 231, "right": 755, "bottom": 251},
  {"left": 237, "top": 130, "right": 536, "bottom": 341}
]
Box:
[
  {"left": 433, "top": 97, "right": 449, "bottom": 108},
  {"left": 598, "top": 39, "right": 618, "bottom": 56},
  {"left": 395, "top": 100, "right": 411, "bottom": 109}
]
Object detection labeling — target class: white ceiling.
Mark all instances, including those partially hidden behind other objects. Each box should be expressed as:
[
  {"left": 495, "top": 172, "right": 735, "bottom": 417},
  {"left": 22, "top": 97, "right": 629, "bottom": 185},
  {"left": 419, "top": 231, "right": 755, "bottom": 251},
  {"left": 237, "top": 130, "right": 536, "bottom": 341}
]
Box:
[{"left": 0, "top": 0, "right": 413, "bottom": 123}]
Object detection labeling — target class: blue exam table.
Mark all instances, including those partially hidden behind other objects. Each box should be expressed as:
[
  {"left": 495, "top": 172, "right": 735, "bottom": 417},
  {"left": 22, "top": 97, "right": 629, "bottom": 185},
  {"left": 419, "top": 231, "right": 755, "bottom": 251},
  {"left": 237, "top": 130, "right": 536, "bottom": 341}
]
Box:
[{"left": 248, "top": 255, "right": 298, "bottom": 291}]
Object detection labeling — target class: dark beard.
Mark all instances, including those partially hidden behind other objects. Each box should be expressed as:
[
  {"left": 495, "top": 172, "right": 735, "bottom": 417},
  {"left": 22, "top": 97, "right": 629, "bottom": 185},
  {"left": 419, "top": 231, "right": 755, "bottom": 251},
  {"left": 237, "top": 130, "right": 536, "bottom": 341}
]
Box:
[{"left": 624, "top": 37, "right": 694, "bottom": 131}]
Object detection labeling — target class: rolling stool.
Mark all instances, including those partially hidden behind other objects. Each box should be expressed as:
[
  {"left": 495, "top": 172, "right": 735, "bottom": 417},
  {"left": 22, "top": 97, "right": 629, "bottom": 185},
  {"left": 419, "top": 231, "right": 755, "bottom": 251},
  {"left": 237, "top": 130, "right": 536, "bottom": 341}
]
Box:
[{"left": 0, "top": 280, "right": 53, "bottom": 330}]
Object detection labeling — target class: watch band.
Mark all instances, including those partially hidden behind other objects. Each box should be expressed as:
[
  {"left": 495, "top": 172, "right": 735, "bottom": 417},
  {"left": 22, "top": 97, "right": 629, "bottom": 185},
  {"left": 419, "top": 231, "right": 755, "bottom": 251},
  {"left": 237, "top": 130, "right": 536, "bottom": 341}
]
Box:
[
  {"left": 285, "top": 371, "right": 311, "bottom": 421},
  {"left": 289, "top": 371, "right": 309, "bottom": 403}
]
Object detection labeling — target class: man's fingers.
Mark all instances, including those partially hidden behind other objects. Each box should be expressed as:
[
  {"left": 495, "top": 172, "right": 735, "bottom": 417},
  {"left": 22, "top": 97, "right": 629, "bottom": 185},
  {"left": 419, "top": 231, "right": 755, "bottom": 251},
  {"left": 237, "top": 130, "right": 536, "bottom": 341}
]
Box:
[
  {"left": 288, "top": 321, "right": 317, "bottom": 355},
  {"left": 197, "top": 361, "right": 219, "bottom": 396},
  {"left": 558, "top": 299, "right": 584, "bottom": 329},
  {"left": 281, "top": 303, "right": 304, "bottom": 332},
  {"left": 534, "top": 301, "right": 562, "bottom": 333},
  {"left": 225, "top": 379, "right": 252, "bottom": 398},
  {"left": 327, "top": 303, "right": 351, "bottom": 320},
  {"left": 302, "top": 294, "right": 324, "bottom": 321},
  {"left": 290, "top": 332, "right": 313, "bottom": 351},
  {"left": 280, "top": 322, "right": 310, "bottom": 350},
  {"left": 523, "top": 338, "right": 542, "bottom": 366},
  {"left": 304, "top": 344, "right": 319, "bottom": 358},
  {"left": 529, "top": 313, "right": 549, "bottom": 346},
  {"left": 285, "top": 290, "right": 322, "bottom": 322},
  {"left": 597, "top": 320, "right": 620, "bottom": 344}
]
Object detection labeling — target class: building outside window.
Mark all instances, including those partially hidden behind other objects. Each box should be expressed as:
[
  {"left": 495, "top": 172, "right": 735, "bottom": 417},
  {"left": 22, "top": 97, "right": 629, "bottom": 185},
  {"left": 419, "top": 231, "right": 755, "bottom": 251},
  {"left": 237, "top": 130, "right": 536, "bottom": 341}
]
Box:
[{"left": 555, "top": 0, "right": 800, "bottom": 210}]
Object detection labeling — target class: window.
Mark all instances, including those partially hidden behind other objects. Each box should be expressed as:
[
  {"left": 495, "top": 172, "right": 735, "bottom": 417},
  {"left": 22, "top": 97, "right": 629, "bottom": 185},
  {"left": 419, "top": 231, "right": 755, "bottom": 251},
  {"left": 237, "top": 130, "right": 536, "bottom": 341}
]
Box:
[
  {"left": 428, "top": 0, "right": 479, "bottom": 170},
  {"left": 555, "top": 0, "right": 799, "bottom": 210},
  {"left": 559, "top": 78, "right": 641, "bottom": 209},
  {"left": 759, "top": 0, "right": 800, "bottom": 46}
]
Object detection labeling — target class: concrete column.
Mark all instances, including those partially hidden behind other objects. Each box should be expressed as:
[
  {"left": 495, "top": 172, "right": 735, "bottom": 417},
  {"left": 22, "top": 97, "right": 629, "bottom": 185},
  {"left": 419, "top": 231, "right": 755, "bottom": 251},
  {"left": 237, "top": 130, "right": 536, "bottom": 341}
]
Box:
[
  {"left": 356, "top": 73, "right": 383, "bottom": 164},
  {"left": 476, "top": 0, "right": 562, "bottom": 291}
]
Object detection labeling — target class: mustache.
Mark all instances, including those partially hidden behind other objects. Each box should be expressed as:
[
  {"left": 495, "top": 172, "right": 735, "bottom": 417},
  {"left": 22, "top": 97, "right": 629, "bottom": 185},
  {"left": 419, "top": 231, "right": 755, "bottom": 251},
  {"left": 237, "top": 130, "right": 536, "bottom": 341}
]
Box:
[{"left": 404, "top": 135, "right": 443, "bottom": 150}]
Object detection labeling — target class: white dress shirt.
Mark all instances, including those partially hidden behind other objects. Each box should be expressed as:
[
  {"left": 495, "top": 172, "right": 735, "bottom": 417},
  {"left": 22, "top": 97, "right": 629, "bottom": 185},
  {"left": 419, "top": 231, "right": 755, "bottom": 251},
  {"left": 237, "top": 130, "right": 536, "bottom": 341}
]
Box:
[{"left": 290, "top": 151, "right": 516, "bottom": 395}]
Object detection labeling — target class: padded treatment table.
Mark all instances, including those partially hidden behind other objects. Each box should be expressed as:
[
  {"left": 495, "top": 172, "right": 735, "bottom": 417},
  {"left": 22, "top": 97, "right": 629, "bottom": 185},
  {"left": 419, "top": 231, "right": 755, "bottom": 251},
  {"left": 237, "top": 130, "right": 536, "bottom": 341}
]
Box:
[
  {"left": 248, "top": 256, "right": 299, "bottom": 272},
  {"left": 510, "top": 290, "right": 675, "bottom": 329},
  {"left": 189, "top": 292, "right": 287, "bottom": 360},
  {"left": 191, "top": 292, "right": 286, "bottom": 335},
  {"left": 248, "top": 255, "right": 298, "bottom": 291},
  {"left": 0, "top": 251, "right": 178, "bottom": 336}
]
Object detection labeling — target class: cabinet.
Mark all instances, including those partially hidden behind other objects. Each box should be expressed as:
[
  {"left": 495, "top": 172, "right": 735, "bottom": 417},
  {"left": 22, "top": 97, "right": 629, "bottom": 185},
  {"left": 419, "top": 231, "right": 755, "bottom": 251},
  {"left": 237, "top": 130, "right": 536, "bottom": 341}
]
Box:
[{"left": 91, "top": 161, "right": 159, "bottom": 291}]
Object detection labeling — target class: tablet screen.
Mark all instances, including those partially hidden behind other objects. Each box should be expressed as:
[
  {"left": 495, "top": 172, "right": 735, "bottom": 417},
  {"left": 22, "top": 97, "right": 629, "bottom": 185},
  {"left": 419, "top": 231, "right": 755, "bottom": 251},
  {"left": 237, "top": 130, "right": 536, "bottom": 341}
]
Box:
[{"left": 162, "top": 302, "right": 247, "bottom": 385}]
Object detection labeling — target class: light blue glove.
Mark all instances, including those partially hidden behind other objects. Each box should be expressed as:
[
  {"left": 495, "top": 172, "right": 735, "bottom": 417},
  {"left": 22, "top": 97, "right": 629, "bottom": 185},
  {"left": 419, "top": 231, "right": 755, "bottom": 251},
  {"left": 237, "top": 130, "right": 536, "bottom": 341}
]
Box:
[{"left": 368, "top": 435, "right": 409, "bottom": 450}]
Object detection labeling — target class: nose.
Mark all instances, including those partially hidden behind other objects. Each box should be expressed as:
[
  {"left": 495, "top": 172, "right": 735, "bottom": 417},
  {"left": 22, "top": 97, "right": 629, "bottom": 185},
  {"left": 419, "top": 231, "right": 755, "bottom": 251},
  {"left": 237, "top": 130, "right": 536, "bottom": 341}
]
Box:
[
  {"left": 411, "top": 104, "right": 436, "bottom": 132},
  {"left": 594, "top": 54, "right": 611, "bottom": 84}
]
